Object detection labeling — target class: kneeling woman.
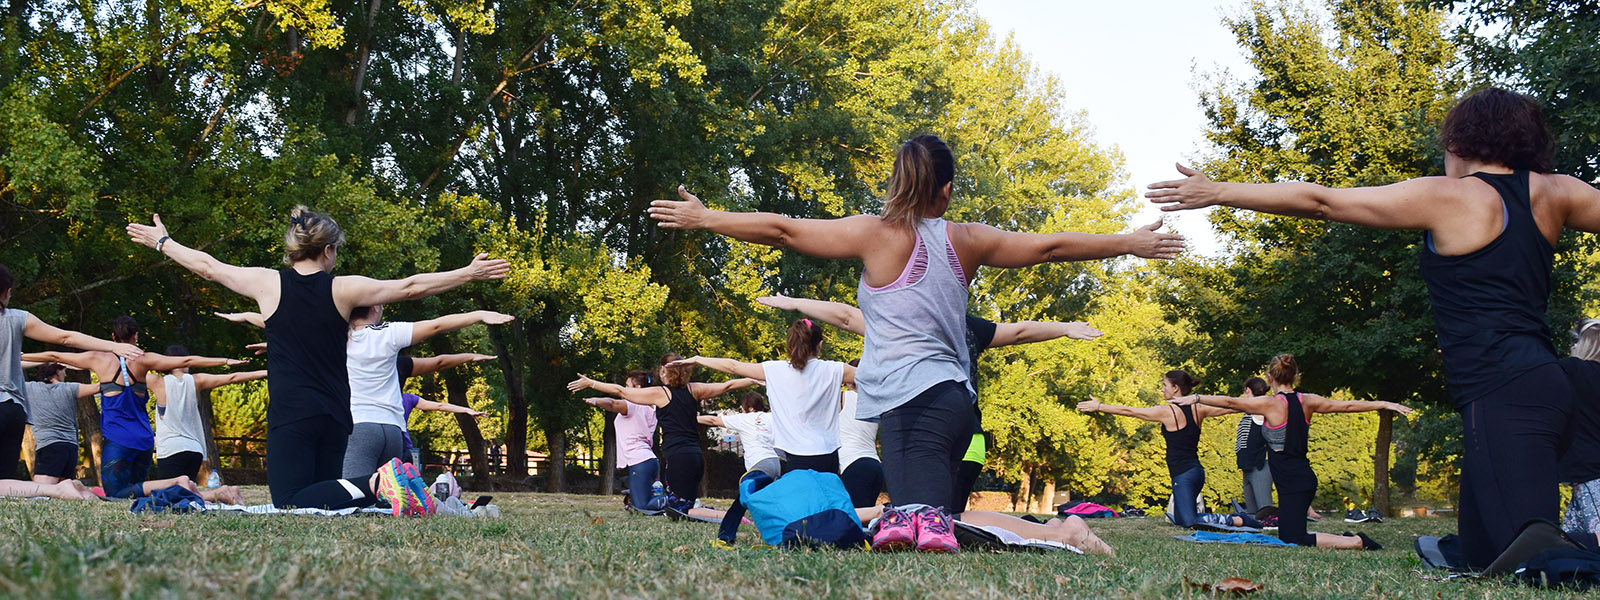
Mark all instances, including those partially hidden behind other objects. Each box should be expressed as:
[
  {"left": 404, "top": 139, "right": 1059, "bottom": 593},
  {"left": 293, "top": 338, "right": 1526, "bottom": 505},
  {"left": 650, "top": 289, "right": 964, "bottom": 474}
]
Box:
[
  {"left": 1077, "top": 369, "right": 1251, "bottom": 528},
  {"left": 1171, "top": 354, "right": 1411, "bottom": 549}
]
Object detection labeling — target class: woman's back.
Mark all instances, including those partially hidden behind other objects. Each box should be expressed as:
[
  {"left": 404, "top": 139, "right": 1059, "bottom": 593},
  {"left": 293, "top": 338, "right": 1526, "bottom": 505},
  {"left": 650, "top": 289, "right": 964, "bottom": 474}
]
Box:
[
  {"left": 762, "top": 358, "right": 845, "bottom": 455},
  {"left": 265, "top": 268, "right": 351, "bottom": 429},
  {"left": 855, "top": 218, "right": 970, "bottom": 421}
]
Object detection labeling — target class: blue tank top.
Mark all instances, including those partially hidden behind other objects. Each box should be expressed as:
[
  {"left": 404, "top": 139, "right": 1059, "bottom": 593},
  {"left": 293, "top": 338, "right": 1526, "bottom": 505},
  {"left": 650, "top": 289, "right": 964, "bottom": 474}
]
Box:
[
  {"left": 100, "top": 357, "right": 154, "bottom": 451},
  {"left": 1419, "top": 171, "right": 1556, "bottom": 408}
]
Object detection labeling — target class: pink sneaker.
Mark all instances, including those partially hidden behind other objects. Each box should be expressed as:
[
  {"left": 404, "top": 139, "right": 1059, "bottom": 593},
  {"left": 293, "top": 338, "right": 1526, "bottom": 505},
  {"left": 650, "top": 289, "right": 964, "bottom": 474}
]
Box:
[
  {"left": 871, "top": 506, "right": 916, "bottom": 551},
  {"left": 913, "top": 507, "right": 959, "bottom": 553}
]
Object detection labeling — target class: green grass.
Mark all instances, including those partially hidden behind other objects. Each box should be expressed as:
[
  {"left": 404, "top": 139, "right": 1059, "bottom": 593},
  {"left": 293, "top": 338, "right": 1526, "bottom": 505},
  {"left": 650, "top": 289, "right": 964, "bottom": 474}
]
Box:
[{"left": 0, "top": 487, "right": 1580, "bottom": 599}]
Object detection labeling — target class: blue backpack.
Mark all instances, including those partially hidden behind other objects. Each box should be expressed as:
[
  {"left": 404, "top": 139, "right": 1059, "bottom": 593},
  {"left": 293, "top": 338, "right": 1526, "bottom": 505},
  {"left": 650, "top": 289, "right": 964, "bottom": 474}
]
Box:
[{"left": 741, "top": 470, "right": 867, "bottom": 549}]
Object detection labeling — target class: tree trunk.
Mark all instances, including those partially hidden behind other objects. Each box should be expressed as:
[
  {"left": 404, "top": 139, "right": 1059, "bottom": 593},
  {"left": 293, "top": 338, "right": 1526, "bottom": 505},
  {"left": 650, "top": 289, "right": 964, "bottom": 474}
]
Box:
[
  {"left": 1013, "top": 471, "right": 1032, "bottom": 513},
  {"left": 196, "top": 387, "right": 221, "bottom": 477},
  {"left": 488, "top": 325, "right": 528, "bottom": 477},
  {"left": 1373, "top": 409, "right": 1394, "bottom": 516},
  {"left": 436, "top": 352, "right": 489, "bottom": 488},
  {"left": 76, "top": 394, "right": 103, "bottom": 485},
  {"left": 600, "top": 412, "right": 616, "bottom": 496},
  {"left": 544, "top": 426, "right": 566, "bottom": 493},
  {"left": 1035, "top": 479, "right": 1057, "bottom": 515}
]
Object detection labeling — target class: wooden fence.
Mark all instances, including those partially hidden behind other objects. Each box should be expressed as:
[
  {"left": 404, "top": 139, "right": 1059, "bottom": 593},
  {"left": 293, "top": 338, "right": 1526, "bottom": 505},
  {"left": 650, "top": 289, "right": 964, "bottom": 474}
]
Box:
[{"left": 212, "top": 437, "right": 600, "bottom": 477}]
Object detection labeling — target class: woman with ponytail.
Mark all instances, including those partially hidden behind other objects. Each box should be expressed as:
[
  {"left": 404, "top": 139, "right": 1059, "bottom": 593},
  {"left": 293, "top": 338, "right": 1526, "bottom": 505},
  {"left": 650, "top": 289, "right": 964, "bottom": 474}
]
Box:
[
  {"left": 1077, "top": 370, "right": 1253, "bottom": 529},
  {"left": 651, "top": 134, "right": 1181, "bottom": 552},
  {"left": 667, "top": 319, "right": 856, "bottom": 474},
  {"left": 127, "top": 207, "right": 509, "bottom": 511},
  {"left": 1172, "top": 354, "right": 1412, "bottom": 550}
]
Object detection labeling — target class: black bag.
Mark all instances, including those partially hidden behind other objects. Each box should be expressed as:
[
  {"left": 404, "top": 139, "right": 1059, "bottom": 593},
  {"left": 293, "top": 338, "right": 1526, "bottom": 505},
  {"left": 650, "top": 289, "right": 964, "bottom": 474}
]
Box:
[{"left": 1516, "top": 547, "right": 1600, "bottom": 589}]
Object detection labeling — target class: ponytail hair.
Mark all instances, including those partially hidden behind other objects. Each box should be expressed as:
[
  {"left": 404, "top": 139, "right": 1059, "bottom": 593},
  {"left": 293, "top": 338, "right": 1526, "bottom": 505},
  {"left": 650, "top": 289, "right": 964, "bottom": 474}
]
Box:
[
  {"left": 37, "top": 362, "right": 65, "bottom": 382},
  {"left": 1573, "top": 319, "right": 1600, "bottom": 362},
  {"left": 0, "top": 263, "right": 10, "bottom": 313},
  {"left": 1243, "top": 376, "right": 1269, "bottom": 397},
  {"left": 111, "top": 316, "right": 140, "bottom": 343},
  {"left": 1266, "top": 354, "right": 1299, "bottom": 387},
  {"left": 739, "top": 391, "right": 768, "bottom": 412},
  {"left": 1164, "top": 369, "right": 1201, "bottom": 396},
  {"left": 284, "top": 205, "right": 346, "bottom": 265},
  {"left": 658, "top": 353, "right": 692, "bottom": 388},
  {"left": 881, "top": 135, "right": 955, "bottom": 229},
  {"left": 786, "top": 318, "right": 823, "bottom": 370}
]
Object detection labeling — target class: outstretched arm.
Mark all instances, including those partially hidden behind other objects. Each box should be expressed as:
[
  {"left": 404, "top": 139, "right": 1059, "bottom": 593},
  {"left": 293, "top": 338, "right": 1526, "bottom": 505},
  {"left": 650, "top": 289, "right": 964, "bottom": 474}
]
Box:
[
  {"left": 1196, "top": 404, "right": 1240, "bottom": 419},
  {"left": 330, "top": 253, "right": 510, "bottom": 317},
  {"left": 1302, "top": 393, "right": 1413, "bottom": 417},
  {"left": 415, "top": 399, "right": 486, "bottom": 418},
  {"left": 1171, "top": 393, "right": 1278, "bottom": 416},
  {"left": 955, "top": 219, "right": 1184, "bottom": 269},
  {"left": 1146, "top": 164, "right": 1467, "bottom": 230},
  {"left": 20, "top": 351, "right": 100, "bottom": 371},
  {"left": 22, "top": 317, "right": 142, "bottom": 359},
  {"left": 649, "top": 187, "right": 877, "bottom": 261},
  {"left": 215, "top": 312, "right": 265, "bottom": 328},
  {"left": 689, "top": 378, "right": 762, "bottom": 401},
  {"left": 192, "top": 370, "right": 268, "bottom": 391},
  {"left": 1075, "top": 398, "right": 1171, "bottom": 424},
  {"left": 567, "top": 375, "right": 671, "bottom": 407},
  {"left": 669, "top": 356, "right": 766, "bottom": 381},
  {"left": 577, "top": 397, "right": 631, "bottom": 415},
  {"left": 407, "top": 353, "right": 496, "bottom": 377},
  {"left": 127, "top": 214, "right": 279, "bottom": 305},
  {"left": 137, "top": 353, "right": 249, "bottom": 372},
  {"left": 697, "top": 415, "right": 725, "bottom": 427},
  {"left": 73, "top": 383, "right": 100, "bottom": 399},
  {"left": 756, "top": 295, "right": 865, "bottom": 336},
  {"left": 410, "top": 311, "right": 515, "bottom": 346},
  {"left": 988, "top": 321, "right": 1103, "bottom": 348}
]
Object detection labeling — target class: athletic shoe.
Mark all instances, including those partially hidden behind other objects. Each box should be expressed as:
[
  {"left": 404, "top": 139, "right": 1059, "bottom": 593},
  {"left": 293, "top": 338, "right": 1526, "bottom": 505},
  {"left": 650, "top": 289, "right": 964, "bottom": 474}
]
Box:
[
  {"left": 871, "top": 505, "right": 916, "bottom": 551},
  {"left": 400, "top": 462, "right": 436, "bottom": 516},
  {"left": 1260, "top": 514, "right": 1279, "bottom": 528},
  {"left": 1255, "top": 505, "right": 1278, "bottom": 521},
  {"left": 1366, "top": 509, "right": 1385, "bottom": 523},
  {"left": 1344, "top": 508, "right": 1373, "bottom": 523},
  {"left": 709, "top": 539, "right": 736, "bottom": 551},
  {"left": 373, "top": 459, "right": 411, "bottom": 517},
  {"left": 1343, "top": 531, "right": 1382, "bottom": 551},
  {"left": 913, "top": 506, "right": 959, "bottom": 554}
]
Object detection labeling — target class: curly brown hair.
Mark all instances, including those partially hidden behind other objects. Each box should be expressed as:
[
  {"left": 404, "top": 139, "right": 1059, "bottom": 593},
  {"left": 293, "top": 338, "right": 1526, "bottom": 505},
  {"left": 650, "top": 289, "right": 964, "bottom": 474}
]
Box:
[
  {"left": 1440, "top": 87, "right": 1554, "bottom": 173},
  {"left": 658, "top": 353, "right": 692, "bottom": 388}
]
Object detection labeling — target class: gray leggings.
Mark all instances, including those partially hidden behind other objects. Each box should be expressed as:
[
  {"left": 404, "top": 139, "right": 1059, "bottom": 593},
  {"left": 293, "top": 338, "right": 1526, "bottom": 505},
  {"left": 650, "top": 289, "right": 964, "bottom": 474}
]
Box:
[
  {"left": 1242, "top": 465, "right": 1274, "bottom": 513},
  {"left": 342, "top": 422, "right": 405, "bottom": 479}
]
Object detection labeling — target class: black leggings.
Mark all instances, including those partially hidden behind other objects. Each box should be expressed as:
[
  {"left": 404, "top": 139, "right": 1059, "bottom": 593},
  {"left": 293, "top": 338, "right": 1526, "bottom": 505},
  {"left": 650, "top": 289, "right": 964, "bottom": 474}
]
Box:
[
  {"left": 881, "top": 380, "right": 974, "bottom": 509},
  {"left": 780, "top": 450, "right": 839, "bottom": 475},
  {"left": 288, "top": 475, "right": 377, "bottom": 510},
  {"left": 842, "top": 458, "right": 886, "bottom": 509},
  {"left": 267, "top": 415, "right": 350, "bottom": 508},
  {"left": 954, "top": 460, "right": 982, "bottom": 514},
  {"left": 1458, "top": 362, "right": 1571, "bottom": 569},
  {"left": 664, "top": 449, "right": 704, "bottom": 504},
  {"left": 1269, "top": 453, "right": 1317, "bottom": 547},
  {"left": 156, "top": 451, "right": 205, "bottom": 481},
  {"left": 0, "top": 402, "right": 25, "bottom": 479}
]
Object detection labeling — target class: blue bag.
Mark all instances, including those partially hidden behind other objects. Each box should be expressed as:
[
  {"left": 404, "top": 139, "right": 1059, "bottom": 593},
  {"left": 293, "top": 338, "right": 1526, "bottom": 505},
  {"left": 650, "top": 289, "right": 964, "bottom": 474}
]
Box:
[{"left": 741, "top": 470, "right": 864, "bottom": 548}]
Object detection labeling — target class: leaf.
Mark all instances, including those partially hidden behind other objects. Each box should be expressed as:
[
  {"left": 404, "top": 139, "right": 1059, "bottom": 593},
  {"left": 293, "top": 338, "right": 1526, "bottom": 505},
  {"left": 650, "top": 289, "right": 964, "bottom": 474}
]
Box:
[
  {"left": 591, "top": 516, "right": 603, "bottom": 526},
  {"left": 1184, "top": 576, "right": 1265, "bottom": 595}
]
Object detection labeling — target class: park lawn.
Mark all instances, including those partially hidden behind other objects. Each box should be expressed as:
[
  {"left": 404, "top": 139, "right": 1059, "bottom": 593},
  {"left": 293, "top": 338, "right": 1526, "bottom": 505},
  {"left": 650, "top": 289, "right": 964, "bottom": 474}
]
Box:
[{"left": 0, "top": 487, "right": 1577, "bottom": 599}]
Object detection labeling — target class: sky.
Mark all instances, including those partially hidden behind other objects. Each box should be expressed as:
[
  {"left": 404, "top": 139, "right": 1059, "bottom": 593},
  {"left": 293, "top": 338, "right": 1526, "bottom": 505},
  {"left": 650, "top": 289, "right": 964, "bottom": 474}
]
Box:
[{"left": 970, "top": 0, "right": 1262, "bottom": 256}]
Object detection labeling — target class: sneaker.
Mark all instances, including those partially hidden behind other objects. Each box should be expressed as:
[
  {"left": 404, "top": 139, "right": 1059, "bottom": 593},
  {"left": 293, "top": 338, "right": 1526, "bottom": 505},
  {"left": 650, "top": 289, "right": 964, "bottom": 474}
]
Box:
[
  {"left": 1255, "top": 505, "right": 1278, "bottom": 521},
  {"left": 1344, "top": 508, "right": 1373, "bottom": 523},
  {"left": 1260, "top": 514, "right": 1279, "bottom": 528},
  {"left": 1365, "top": 509, "right": 1384, "bottom": 523},
  {"left": 913, "top": 506, "right": 959, "bottom": 553},
  {"left": 871, "top": 506, "right": 916, "bottom": 551},
  {"left": 400, "top": 462, "right": 436, "bottom": 516},
  {"left": 373, "top": 459, "right": 412, "bottom": 517}
]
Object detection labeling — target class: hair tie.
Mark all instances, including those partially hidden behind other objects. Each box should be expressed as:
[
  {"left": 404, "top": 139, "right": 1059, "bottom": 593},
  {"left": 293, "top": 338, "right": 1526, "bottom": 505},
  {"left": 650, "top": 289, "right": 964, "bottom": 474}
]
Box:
[
  {"left": 801, "top": 318, "right": 814, "bottom": 329},
  {"left": 290, "top": 216, "right": 305, "bottom": 226}
]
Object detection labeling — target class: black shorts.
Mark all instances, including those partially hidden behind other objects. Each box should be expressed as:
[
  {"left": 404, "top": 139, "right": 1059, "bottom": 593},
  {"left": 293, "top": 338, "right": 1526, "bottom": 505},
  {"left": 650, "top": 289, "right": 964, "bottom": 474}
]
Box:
[
  {"left": 156, "top": 451, "right": 206, "bottom": 481},
  {"left": 33, "top": 442, "right": 79, "bottom": 479}
]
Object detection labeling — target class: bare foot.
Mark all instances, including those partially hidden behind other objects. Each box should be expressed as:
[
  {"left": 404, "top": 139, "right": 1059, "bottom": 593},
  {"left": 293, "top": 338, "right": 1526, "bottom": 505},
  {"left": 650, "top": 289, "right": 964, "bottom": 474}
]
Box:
[{"left": 54, "top": 480, "right": 97, "bottom": 501}]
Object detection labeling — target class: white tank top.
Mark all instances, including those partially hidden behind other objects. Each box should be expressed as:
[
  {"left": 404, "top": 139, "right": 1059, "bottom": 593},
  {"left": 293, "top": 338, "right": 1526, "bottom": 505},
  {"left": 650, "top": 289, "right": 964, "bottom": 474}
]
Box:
[{"left": 154, "top": 374, "right": 207, "bottom": 458}]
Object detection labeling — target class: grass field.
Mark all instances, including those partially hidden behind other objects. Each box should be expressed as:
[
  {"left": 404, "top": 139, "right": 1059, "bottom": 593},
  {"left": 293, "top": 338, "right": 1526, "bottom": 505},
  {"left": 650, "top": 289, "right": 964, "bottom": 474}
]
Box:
[{"left": 0, "top": 487, "right": 1578, "bottom": 599}]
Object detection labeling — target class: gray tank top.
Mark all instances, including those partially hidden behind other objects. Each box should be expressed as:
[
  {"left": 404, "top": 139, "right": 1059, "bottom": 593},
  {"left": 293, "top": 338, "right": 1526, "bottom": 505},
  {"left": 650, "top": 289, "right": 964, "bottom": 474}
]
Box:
[
  {"left": 854, "top": 218, "right": 971, "bottom": 420},
  {"left": 0, "top": 309, "right": 29, "bottom": 410},
  {"left": 25, "top": 381, "right": 79, "bottom": 447}
]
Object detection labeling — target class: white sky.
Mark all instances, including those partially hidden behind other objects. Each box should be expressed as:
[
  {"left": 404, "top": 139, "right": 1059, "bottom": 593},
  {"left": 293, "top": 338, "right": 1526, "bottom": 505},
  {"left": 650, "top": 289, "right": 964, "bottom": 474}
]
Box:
[{"left": 971, "top": 0, "right": 1261, "bottom": 256}]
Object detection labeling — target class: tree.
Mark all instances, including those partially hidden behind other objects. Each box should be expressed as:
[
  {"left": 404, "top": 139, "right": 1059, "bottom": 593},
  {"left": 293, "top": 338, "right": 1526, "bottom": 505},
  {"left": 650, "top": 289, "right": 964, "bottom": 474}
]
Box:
[{"left": 1168, "top": 0, "right": 1461, "bottom": 515}]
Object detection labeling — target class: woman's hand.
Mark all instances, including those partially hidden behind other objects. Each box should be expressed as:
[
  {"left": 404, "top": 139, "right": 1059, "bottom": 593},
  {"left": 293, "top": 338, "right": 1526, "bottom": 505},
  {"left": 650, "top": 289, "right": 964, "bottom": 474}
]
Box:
[
  {"left": 756, "top": 294, "right": 796, "bottom": 310},
  {"left": 1168, "top": 395, "right": 1200, "bottom": 406},
  {"left": 1075, "top": 398, "right": 1102, "bottom": 413},
  {"left": 125, "top": 214, "right": 170, "bottom": 250},
  {"left": 477, "top": 311, "right": 516, "bottom": 325},
  {"left": 111, "top": 343, "right": 144, "bottom": 360},
  {"left": 1146, "top": 164, "right": 1222, "bottom": 212},
  {"left": 648, "top": 186, "right": 713, "bottom": 230},
  {"left": 1125, "top": 219, "right": 1186, "bottom": 260},
  {"left": 225, "top": 358, "right": 249, "bottom": 367},
  {"left": 464, "top": 253, "right": 512, "bottom": 281},
  {"left": 245, "top": 342, "right": 268, "bottom": 356},
  {"left": 1063, "top": 322, "right": 1104, "bottom": 340},
  {"left": 567, "top": 375, "right": 596, "bottom": 392},
  {"left": 666, "top": 356, "right": 704, "bottom": 368},
  {"left": 1386, "top": 402, "right": 1414, "bottom": 417}
]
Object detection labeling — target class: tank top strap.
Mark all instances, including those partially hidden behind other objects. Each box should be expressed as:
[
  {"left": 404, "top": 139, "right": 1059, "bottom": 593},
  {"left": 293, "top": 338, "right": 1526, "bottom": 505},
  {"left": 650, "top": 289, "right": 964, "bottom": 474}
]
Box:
[{"left": 117, "top": 356, "right": 133, "bottom": 386}]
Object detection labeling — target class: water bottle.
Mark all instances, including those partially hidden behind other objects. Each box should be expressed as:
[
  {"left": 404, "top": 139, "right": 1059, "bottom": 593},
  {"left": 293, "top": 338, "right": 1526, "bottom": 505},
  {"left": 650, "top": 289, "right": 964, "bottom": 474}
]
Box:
[
  {"left": 652, "top": 481, "right": 664, "bottom": 497},
  {"left": 207, "top": 469, "right": 222, "bottom": 488}
]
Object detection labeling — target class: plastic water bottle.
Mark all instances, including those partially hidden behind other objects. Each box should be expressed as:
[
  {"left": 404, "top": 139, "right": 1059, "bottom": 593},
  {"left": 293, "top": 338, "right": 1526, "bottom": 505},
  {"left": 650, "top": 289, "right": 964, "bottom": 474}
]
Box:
[
  {"left": 207, "top": 469, "right": 222, "bottom": 488},
  {"left": 652, "top": 481, "right": 664, "bottom": 497}
]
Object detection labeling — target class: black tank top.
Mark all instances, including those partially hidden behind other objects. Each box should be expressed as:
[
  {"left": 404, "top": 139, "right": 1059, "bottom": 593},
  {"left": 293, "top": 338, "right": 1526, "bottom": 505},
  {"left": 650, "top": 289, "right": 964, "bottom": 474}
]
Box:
[
  {"left": 657, "top": 386, "right": 700, "bottom": 454},
  {"left": 264, "top": 269, "right": 352, "bottom": 431},
  {"left": 1419, "top": 171, "right": 1556, "bottom": 408},
  {"left": 1275, "top": 392, "right": 1310, "bottom": 460},
  {"left": 1161, "top": 404, "right": 1202, "bottom": 478}
]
